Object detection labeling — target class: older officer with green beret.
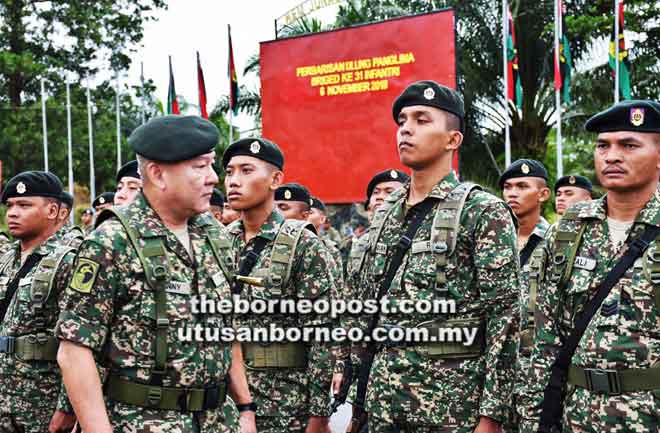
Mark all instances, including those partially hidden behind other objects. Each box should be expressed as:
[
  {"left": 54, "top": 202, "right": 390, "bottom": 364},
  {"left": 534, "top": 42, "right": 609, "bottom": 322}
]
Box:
[
  {"left": 56, "top": 115, "right": 256, "bottom": 433},
  {"left": 554, "top": 175, "right": 592, "bottom": 216},
  {"left": 0, "top": 171, "right": 78, "bottom": 433},
  {"left": 223, "top": 137, "right": 335, "bottom": 433},
  {"left": 522, "top": 100, "right": 660, "bottom": 433}
]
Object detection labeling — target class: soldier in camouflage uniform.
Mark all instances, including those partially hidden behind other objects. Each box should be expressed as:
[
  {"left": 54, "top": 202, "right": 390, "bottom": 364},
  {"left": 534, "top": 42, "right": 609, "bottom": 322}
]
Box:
[
  {"left": 223, "top": 137, "right": 335, "bottom": 433},
  {"left": 114, "top": 159, "right": 142, "bottom": 207},
  {"left": 80, "top": 208, "right": 94, "bottom": 234},
  {"left": 355, "top": 81, "right": 520, "bottom": 433},
  {"left": 56, "top": 116, "right": 256, "bottom": 433},
  {"left": 499, "top": 159, "right": 551, "bottom": 431},
  {"left": 521, "top": 100, "right": 660, "bottom": 433},
  {"left": 52, "top": 191, "right": 85, "bottom": 249},
  {"left": 554, "top": 175, "right": 592, "bottom": 216},
  {"left": 0, "top": 171, "right": 77, "bottom": 433}
]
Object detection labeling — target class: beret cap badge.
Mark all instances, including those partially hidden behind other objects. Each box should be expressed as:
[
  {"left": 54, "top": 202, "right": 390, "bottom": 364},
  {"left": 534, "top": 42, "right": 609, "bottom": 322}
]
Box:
[
  {"left": 390, "top": 169, "right": 398, "bottom": 179},
  {"left": 16, "top": 182, "right": 26, "bottom": 194},
  {"left": 284, "top": 190, "right": 292, "bottom": 200},
  {"left": 569, "top": 176, "right": 576, "bottom": 184},
  {"left": 250, "top": 141, "right": 261, "bottom": 154},
  {"left": 423, "top": 87, "right": 435, "bottom": 100},
  {"left": 99, "top": 197, "right": 105, "bottom": 204},
  {"left": 630, "top": 108, "right": 645, "bottom": 127},
  {"left": 521, "top": 163, "right": 530, "bottom": 174}
]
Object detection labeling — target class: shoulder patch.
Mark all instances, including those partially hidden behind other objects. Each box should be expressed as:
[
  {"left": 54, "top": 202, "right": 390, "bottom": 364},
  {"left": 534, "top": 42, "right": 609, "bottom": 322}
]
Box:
[{"left": 69, "top": 258, "right": 100, "bottom": 294}]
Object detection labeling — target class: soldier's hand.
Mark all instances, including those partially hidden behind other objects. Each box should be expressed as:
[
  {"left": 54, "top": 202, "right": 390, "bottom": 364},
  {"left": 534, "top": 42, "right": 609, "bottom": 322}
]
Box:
[
  {"left": 332, "top": 372, "right": 343, "bottom": 394},
  {"left": 472, "top": 416, "right": 502, "bottom": 433},
  {"left": 305, "top": 416, "right": 331, "bottom": 433},
  {"left": 48, "top": 410, "right": 77, "bottom": 433},
  {"left": 238, "top": 410, "right": 257, "bottom": 433}
]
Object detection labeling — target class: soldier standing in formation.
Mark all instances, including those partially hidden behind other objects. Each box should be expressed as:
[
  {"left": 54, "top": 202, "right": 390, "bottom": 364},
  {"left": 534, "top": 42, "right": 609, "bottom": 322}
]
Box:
[
  {"left": 114, "top": 160, "right": 142, "bottom": 206},
  {"left": 0, "top": 171, "right": 77, "bottom": 433},
  {"left": 554, "top": 175, "right": 593, "bottom": 216},
  {"left": 210, "top": 188, "right": 226, "bottom": 224},
  {"left": 56, "top": 116, "right": 256, "bottom": 433},
  {"left": 522, "top": 100, "right": 660, "bottom": 432}
]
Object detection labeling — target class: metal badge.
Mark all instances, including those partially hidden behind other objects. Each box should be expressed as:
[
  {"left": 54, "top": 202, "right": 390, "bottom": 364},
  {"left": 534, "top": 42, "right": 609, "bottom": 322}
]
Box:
[
  {"left": 630, "top": 108, "right": 645, "bottom": 127},
  {"left": 16, "top": 182, "right": 26, "bottom": 194},
  {"left": 250, "top": 141, "right": 261, "bottom": 154},
  {"left": 423, "top": 87, "right": 435, "bottom": 100}
]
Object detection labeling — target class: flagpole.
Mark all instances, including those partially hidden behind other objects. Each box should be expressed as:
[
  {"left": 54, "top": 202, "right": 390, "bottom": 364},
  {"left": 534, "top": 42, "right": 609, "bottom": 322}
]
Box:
[
  {"left": 614, "top": 0, "right": 620, "bottom": 103},
  {"left": 87, "top": 85, "right": 96, "bottom": 206},
  {"left": 66, "top": 81, "right": 74, "bottom": 224},
  {"left": 116, "top": 74, "right": 121, "bottom": 172},
  {"left": 555, "top": 0, "right": 563, "bottom": 178},
  {"left": 502, "top": 0, "right": 511, "bottom": 167},
  {"left": 140, "top": 62, "right": 146, "bottom": 124},
  {"left": 41, "top": 78, "right": 49, "bottom": 171}
]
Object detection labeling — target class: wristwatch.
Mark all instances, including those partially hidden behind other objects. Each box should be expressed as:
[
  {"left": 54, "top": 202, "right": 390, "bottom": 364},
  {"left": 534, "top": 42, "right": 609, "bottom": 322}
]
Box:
[{"left": 236, "top": 402, "right": 257, "bottom": 413}]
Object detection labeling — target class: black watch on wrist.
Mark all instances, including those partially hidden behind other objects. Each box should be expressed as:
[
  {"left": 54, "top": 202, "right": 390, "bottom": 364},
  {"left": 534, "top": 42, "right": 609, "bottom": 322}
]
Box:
[{"left": 236, "top": 402, "right": 257, "bottom": 413}]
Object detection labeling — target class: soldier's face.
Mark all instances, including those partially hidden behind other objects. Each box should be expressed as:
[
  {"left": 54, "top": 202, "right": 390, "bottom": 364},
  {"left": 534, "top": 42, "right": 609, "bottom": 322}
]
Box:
[
  {"left": 307, "top": 208, "right": 326, "bottom": 231},
  {"left": 115, "top": 176, "right": 142, "bottom": 206},
  {"left": 225, "top": 156, "right": 282, "bottom": 211},
  {"left": 555, "top": 186, "right": 591, "bottom": 215},
  {"left": 161, "top": 152, "right": 218, "bottom": 216},
  {"left": 502, "top": 177, "right": 549, "bottom": 218},
  {"left": 396, "top": 106, "right": 462, "bottom": 170},
  {"left": 275, "top": 201, "right": 310, "bottom": 220},
  {"left": 222, "top": 203, "right": 240, "bottom": 225},
  {"left": 595, "top": 132, "right": 660, "bottom": 192},
  {"left": 368, "top": 181, "right": 405, "bottom": 213},
  {"left": 210, "top": 205, "right": 223, "bottom": 223},
  {"left": 81, "top": 212, "right": 93, "bottom": 226},
  {"left": 5, "top": 196, "right": 59, "bottom": 239}
]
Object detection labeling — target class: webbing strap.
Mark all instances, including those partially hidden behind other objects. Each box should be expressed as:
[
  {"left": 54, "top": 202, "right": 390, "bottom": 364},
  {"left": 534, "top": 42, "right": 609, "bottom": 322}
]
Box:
[
  {"left": 0, "top": 253, "right": 42, "bottom": 322},
  {"left": 233, "top": 237, "right": 269, "bottom": 296}
]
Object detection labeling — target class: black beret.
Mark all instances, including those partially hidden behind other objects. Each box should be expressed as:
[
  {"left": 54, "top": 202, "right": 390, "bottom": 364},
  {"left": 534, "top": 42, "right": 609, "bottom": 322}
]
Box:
[
  {"left": 1, "top": 171, "right": 64, "bottom": 204},
  {"left": 210, "top": 188, "right": 224, "bottom": 207},
  {"left": 116, "top": 160, "right": 140, "bottom": 183},
  {"left": 82, "top": 208, "right": 94, "bottom": 216},
  {"left": 392, "top": 80, "right": 465, "bottom": 126},
  {"left": 92, "top": 192, "right": 115, "bottom": 208},
  {"left": 585, "top": 100, "right": 660, "bottom": 133},
  {"left": 366, "top": 169, "right": 409, "bottom": 207},
  {"left": 555, "top": 175, "right": 593, "bottom": 194},
  {"left": 222, "top": 137, "right": 284, "bottom": 170},
  {"left": 275, "top": 183, "right": 312, "bottom": 206},
  {"left": 310, "top": 196, "right": 326, "bottom": 213},
  {"left": 498, "top": 159, "right": 548, "bottom": 189},
  {"left": 60, "top": 191, "right": 74, "bottom": 208},
  {"left": 129, "top": 115, "right": 219, "bottom": 162}
]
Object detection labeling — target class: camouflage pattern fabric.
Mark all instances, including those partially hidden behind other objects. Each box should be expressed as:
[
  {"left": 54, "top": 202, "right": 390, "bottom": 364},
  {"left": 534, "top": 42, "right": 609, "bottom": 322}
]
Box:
[
  {"left": 0, "top": 233, "right": 10, "bottom": 256},
  {"left": 356, "top": 172, "right": 520, "bottom": 432},
  {"left": 52, "top": 225, "right": 85, "bottom": 249},
  {"left": 0, "top": 235, "right": 76, "bottom": 432},
  {"left": 520, "top": 190, "right": 660, "bottom": 433},
  {"left": 320, "top": 236, "right": 349, "bottom": 372},
  {"left": 226, "top": 210, "right": 335, "bottom": 432},
  {"left": 56, "top": 193, "right": 236, "bottom": 433}
]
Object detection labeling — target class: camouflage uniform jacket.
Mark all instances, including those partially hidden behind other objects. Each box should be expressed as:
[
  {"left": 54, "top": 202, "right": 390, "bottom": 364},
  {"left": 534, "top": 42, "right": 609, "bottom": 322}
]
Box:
[
  {"left": 56, "top": 193, "right": 235, "bottom": 431},
  {"left": 0, "top": 235, "right": 75, "bottom": 416},
  {"left": 226, "top": 210, "right": 335, "bottom": 418},
  {"left": 521, "top": 190, "right": 660, "bottom": 433},
  {"left": 0, "top": 232, "right": 10, "bottom": 255},
  {"left": 357, "top": 172, "right": 520, "bottom": 428}
]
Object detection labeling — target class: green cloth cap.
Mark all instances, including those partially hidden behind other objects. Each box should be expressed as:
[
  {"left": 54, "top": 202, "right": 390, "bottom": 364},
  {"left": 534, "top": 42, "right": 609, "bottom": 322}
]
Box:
[
  {"left": 222, "top": 137, "right": 284, "bottom": 170},
  {"left": 93, "top": 192, "right": 115, "bottom": 208},
  {"left": 585, "top": 100, "right": 660, "bottom": 133},
  {"left": 275, "top": 183, "right": 312, "bottom": 206},
  {"left": 392, "top": 80, "right": 465, "bottom": 128},
  {"left": 1, "top": 171, "right": 64, "bottom": 204},
  {"left": 499, "top": 159, "right": 548, "bottom": 189},
  {"left": 555, "top": 175, "right": 593, "bottom": 194}
]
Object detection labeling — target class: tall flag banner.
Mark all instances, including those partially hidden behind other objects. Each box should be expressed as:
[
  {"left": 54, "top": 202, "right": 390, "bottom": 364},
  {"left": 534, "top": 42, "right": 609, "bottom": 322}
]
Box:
[
  {"left": 609, "top": 0, "right": 631, "bottom": 100},
  {"left": 228, "top": 25, "right": 239, "bottom": 115},
  {"left": 168, "top": 56, "right": 180, "bottom": 114},
  {"left": 506, "top": 7, "right": 523, "bottom": 110},
  {"left": 197, "top": 52, "right": 208, "bottom": 119},
  {"left": 554, "top": 0, "right": 572, "bottom": 104}
]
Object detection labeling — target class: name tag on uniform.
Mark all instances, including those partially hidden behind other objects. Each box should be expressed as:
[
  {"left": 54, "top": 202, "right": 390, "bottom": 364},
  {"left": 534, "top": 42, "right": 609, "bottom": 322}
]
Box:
[
  {"left": 211, "top": 272, "right": 224, "bottom": 288},
  {"left": 0, "top": 277, "right": 9, "bottom": 285},
  {"left": 18, "top": 277, "right": 32, "bottom": 286},
  {"left": 375, "top": 243, "right": 388, "bottom": 255},
  {"left": 412, "top": 241, "right": 432, "bottom": 254},
  {"left": 166, "top": 281, "right": 191, "bottom": 295},
  {"left": 573, "top": 256, "right": 596, "bottom": 271}
]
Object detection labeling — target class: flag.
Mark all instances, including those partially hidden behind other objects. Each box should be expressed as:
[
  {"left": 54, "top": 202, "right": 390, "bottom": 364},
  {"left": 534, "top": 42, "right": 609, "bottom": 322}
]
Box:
[
  {"left": 609, "top": 0, "right": 632, "bottom": 100},
  {"left": 554, "top": 0, "right": 572, "bottom": 104},
  {"left": 168, "top": 56, "right": 180, "bottom": 114},
  {"left": 228, "top": 25, "right": 239, "bottom": 115},
  {"left": 197, "top": 52, "right": 208, "bottom": 119},
  {"left": 506, "top": 7, "right": 523, "bottom": 109}
]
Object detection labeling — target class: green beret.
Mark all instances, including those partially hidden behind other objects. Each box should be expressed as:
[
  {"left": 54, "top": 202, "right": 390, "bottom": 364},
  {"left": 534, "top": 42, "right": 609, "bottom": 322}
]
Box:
[
  {"left": 310, "top": 196, "right": 326, "bottom": 213},
  {"left": 60, "top": 191, "right": 74, "bottom": 208},
  {"left": 1, "top": 171, "right": 64, "bottom": 204},
  {"left": 498, "top": 159, "right": 548, "bottom": 189},
  {"left": 82, "top": 208, "right": 94, "bottom": 216},
  {"left": 222, "top": 137, "right": 284, "bottom": 170},
  {"left": 366, "top": 169, "right": 409, "bottom": 207},
  {"left": 392, "top": 80, "right": 465, "bottom": 128},
  {"left": 210, "top": 188, "right": 224, "bottom": 207},
  {"left": 275, "top": 183, "right": 312, "bottom": 206},
  {"left": 555, "top": 175, "right": 592, "bottom": 194},
  {"left": 92, "top": 192, "right": 115, "bottom": 208},
  {"left": 129, "top": 115, "right": 219, "bottom": 162},
  {"left": 116, "top": 160, "right": 140, "bottom": 183},
  {"left": 585, "top": 100, "right": 660, "bottom": 133}
]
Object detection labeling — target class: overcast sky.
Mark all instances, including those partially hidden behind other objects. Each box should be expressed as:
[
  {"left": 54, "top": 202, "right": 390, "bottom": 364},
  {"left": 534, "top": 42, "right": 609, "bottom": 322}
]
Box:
[{"left": 126, "top": 0, "right": 339, "bottom": 132}]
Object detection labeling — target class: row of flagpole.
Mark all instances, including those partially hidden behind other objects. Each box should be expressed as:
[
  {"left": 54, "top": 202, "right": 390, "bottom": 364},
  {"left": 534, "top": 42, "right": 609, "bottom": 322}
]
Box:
[{"left": 502, "top": 0, "right": 631, "bottom": 175}]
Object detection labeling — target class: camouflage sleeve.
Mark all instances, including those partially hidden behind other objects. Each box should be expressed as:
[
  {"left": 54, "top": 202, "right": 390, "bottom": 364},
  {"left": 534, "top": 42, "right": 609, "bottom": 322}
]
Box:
[
  {"left": 55, "top": 222, "right": 123, "bottom": 351},
  {"left": 54, "top": 250, "right": 77, "bottom": 414},
  {"left": 326, "top": 243, "right": 349, "bottom": 371},
  {"left": 472, "top": 200, "right": 521, "bottom": 423},
  {"left": 293, "top": 233, "right": 335, "bottom": 417},
  {"left": 519, "top": 225, "right": 561, "bottom": 433}
]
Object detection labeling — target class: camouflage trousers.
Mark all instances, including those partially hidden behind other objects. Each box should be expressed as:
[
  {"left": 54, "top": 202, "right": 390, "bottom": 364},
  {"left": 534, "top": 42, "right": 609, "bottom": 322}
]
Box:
[
  {"left": 0, "top": 377, "right": 59, "bottom": 433},
  {"left": 368, "top": 414, "right": 477, "bottom": 433},
  {"left": 0, "top": 406, "right": 53, "bottom": 433},
  {"left": 256, "top": 415, "right": 309, "bottom": 433}
]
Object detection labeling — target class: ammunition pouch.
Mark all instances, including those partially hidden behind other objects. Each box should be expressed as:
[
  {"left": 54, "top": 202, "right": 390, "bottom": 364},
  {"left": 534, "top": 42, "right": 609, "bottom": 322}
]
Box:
[{"left": 242, "top": 342, "right": 308, "bottom": 369}]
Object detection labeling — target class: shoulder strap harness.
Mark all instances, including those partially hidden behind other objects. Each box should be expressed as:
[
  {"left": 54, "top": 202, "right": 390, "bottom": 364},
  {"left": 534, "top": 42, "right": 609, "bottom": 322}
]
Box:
[{"left": 267, "top": 220, "right": 316, "bottom": 295}]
